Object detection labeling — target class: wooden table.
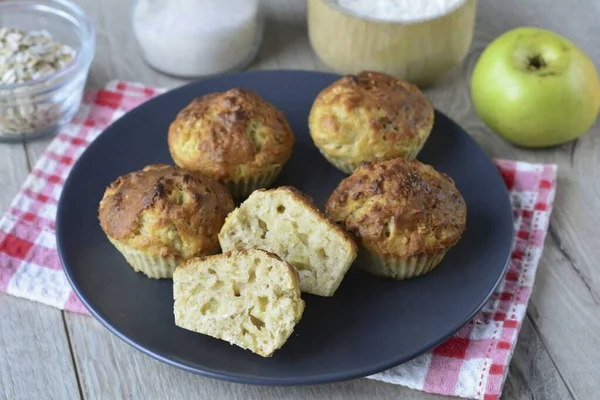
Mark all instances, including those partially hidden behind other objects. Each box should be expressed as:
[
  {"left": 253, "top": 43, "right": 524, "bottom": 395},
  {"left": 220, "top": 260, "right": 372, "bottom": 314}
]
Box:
[{"left": 1, "top": 1, "right": 598, "bottom": 399}]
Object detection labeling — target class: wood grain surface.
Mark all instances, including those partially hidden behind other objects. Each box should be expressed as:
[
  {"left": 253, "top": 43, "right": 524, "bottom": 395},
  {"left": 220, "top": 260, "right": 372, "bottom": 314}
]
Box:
[{"left": 1, "top": 0, "right": 598, "bottom": 399}]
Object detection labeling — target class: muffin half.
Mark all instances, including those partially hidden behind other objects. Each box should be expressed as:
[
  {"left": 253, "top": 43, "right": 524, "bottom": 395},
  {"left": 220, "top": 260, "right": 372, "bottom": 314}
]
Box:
[
  {"left": 173, "top": 248, "right": 305, "bottom": 358},
  {"left": 98, "top": 164, "right": 235, "bottom": 279},
  {"left": 308, "top": 71, "right": 434, "bottom": 174},
  {"left": 325, "top": 158, "right": 467, "bottom": 279},
  {"left": 168, "top": 88, "right": 295, "bottom": 198},
  {"left": 218, "top": 186, "right": 358, "bottom": 297}
]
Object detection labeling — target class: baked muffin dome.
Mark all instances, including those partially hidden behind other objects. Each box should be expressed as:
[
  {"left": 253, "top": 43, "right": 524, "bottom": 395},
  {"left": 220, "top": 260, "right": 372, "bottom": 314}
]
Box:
[
  {"left": 168, "top": 88, "right": 295, "bottom": 198},
  {"left": 308, "top": 71, "right": 434, "bottom": 174},
  {"left": 325, "top": 158, "right": 466, "bottom": 279},
  {"left": 98, "top": 164, "right": 235, "bottom": 279}
]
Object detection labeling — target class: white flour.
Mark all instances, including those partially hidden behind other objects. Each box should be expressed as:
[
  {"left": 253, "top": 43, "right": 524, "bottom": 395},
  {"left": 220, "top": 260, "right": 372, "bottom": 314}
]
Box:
[
  {"left": 335, "top": 0, "right": 466, "bottom": 22},
  {"left": 132, "top": 0, "right": 261, "bottom": 77}
]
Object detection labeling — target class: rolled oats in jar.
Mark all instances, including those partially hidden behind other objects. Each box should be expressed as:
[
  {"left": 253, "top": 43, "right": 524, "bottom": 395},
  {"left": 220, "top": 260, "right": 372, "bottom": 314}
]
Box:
[{"left": 0, "top": 27, "right": 76, "bottom": 137}]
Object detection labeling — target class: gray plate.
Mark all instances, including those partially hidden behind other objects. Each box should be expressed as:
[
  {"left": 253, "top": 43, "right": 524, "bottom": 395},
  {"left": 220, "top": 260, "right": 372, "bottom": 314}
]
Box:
[{"left": 57, "top": 70, "right": 514, "bottom": 386}]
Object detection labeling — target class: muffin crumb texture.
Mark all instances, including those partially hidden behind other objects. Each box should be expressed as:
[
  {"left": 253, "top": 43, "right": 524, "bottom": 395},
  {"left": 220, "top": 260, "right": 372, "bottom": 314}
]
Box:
[
  {"left": 308, "top": 71, "right": 434, "bottom": 173},
  {"left": 173, "top": 248, "right": 305, "bottom": 357},
  {"left": 219, "top": 186, "right": 358, "bottom": 297}
]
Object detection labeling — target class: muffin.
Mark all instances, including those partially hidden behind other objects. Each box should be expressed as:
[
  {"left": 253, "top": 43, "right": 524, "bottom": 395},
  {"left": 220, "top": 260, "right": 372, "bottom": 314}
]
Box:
[
  {"left": 173, "top": 248, "right": 305, "bottom": 358},
  {"left": 308, "top": 71, "right": 434, "bottom": 174},
  {"left": 218, "top": 186, "right": 358, "bottom": 297},
  {"left": 168, "top": 88, "right": 295, "bottom": 198},
  {"left": 325, "top": 158, "right": 467, "bottom": 279},
  {"left": 98, "top": 164, "right": 235, "bottom": 279}
]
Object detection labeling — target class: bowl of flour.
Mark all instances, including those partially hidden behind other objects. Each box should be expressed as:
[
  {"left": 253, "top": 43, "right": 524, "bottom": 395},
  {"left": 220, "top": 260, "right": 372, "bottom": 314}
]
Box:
[{"left": 307, "top": 0, "right": 476, "bottom": 86}]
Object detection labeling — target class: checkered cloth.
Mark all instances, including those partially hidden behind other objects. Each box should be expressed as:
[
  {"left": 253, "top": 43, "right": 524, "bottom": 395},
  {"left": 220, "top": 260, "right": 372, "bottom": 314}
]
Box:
[{"left": 0, "top": 81, "right": 557, "bottom": 400}]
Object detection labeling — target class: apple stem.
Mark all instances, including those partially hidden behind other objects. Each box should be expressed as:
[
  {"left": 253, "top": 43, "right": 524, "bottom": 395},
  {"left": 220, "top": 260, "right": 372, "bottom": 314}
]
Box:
[{"left": 528, "top": 55, "right": 546, "bottom": 70}]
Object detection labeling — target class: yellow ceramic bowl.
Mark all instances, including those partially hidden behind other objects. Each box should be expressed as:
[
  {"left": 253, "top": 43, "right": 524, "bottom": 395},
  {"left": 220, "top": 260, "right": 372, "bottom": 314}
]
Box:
[{"left": 307, "top": 0, "right": 477, "bottom": 86}]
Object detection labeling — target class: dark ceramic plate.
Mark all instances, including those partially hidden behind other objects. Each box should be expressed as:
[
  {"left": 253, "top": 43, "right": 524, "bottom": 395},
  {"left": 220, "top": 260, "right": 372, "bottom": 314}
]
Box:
[{"left": 57, "top": 70, "right": 514, "bottom": 386}]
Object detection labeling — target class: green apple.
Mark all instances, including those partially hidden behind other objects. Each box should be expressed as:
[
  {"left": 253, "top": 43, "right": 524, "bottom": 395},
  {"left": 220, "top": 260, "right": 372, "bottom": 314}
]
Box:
[{"left": 471, "top": 27, "right": 600, "bottom": 147}]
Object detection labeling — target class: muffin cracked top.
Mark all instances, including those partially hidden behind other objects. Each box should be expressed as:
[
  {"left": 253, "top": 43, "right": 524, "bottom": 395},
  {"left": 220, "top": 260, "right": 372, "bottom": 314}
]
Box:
[
  {"left": 308, "top": 71, "right": 434, "bottom": 172},
  {"left": 167, "top": 88, "right": 295, "bottom": 182},
  {"left": 325, "top": 158, "right": 466, "bottom": 259},
  {"left": 98, "top": 164, "right": 235, "bottom": 259}
]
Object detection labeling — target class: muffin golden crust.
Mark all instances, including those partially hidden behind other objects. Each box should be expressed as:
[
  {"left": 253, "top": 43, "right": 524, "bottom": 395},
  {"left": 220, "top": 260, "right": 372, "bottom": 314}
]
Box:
[
  {"left": 98, "top": 164, "right": 235, "bottom": 278},
  {"left": 168, "top": 88, "right": 295, "bottom": 197},
  {"left": 308, "top": 71, "right": 434, "bottom": 174},
  {"left": 325, "top": 158, "right": 466, "bottom": 279}
]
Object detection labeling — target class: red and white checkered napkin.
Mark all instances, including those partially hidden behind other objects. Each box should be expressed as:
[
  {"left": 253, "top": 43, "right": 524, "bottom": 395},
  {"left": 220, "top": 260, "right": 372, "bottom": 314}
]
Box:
[{"left": 0, "top": 81, "right": 557, "bottom": 400}]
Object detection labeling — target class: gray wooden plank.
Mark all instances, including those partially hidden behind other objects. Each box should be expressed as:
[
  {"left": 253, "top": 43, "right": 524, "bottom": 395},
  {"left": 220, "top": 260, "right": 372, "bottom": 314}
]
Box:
[
  {"left": 0, "top": 142, "right": 28, "bottom": 212},
  {"left": 13, "top": 0, "right": 600, "bottom": 399},
  {"left": 70, "top": 0, "right": 185, "bottom": 90},
  {"left": 468, "top": 2, "right": 600, "bottom": 399},
  {"left": 431, "top": 3, "right": 600, "bottom": 399},
  {"left": 67, "top": 311, "right": 459, "bottom": 400},
  {"left": 524, "top": 222, "right": 600, "bottom": 400},
  {"left": 425, "top": 5, "right": 600, "bottom": 399},
  {"left": 502, "top": 316, "right": 573, "bottom": 400},
  {"left": 65, "top": 309, "right": 573, "bottom": 400},
  {"left": 0, "top": 295, "right": 81, "bottom": 400},
  {"left": 0, "top": 144, "right": 80, "bottom": 400}
]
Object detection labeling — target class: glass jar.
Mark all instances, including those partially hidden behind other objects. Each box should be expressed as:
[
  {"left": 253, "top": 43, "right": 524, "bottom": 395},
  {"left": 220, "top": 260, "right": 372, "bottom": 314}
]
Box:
[
  {"left": 132, "top": 0, "right": 264, "bottom": 79},
  {"left": 307, "top": 0, "right": 476, "bottom": 86},
  {"left": 0, "top": 0, "right": 95, "bottom": 142}
]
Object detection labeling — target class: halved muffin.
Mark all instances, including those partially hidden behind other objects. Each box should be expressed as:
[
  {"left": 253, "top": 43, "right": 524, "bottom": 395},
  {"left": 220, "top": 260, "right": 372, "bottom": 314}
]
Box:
[
  {"left": 325, "top": 158, "right": 467, "bottom": 279},
  {"left": 218, "top": 186, "right": 358, "bottom": 297},
  {"left": 308, "top": 71, "right": 434, "bottom": 174},
  {"left": 98, "top": 164, "right": 235, "bottom": 279},
  {"left": 173, "top": 248, "right": 305, "bottom": 358},
  {"left": 168, "top": 88, "right": 295, "bottom": 198}
]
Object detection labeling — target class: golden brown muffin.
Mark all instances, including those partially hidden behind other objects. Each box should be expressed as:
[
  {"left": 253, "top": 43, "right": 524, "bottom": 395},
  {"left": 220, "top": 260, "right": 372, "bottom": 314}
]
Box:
[
  {"left": 168, "top": 88, "right": 295, "bottom": 198},
  {"left": 325, "top": 158, "right": 466, "bottom": 279},
  {"left": 308, "top": 71, "right": 434, "bottom": 174},
  {"left": 98, "top": 164, "right": 235, "bottom": 279}
]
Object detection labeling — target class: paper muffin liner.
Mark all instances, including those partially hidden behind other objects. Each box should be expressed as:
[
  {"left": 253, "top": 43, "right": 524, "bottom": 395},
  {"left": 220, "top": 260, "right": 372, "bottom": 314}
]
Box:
[
  {"left": 317, "top": 150, "right": 358, "bottom": 174},
  {"left": 224, "top": 167, "right": 283, "bottom": 199},
  {"left": 357, "top": 248, "right": 447, "bottom": 280},
  {"left": 317, "top": 141, "right": 429, "bottom": 175},
  {"left": 108, "top": 238, "right": 181, "bottom": 279},
  {"left": 405, "top": 139, "right": 428, "bottom": 160}
]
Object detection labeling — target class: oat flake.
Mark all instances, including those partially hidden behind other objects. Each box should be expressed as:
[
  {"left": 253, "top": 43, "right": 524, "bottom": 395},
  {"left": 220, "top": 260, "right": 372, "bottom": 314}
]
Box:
[
  {"left": 0, "top": 28, "right": 77, "bottom": 137},
  {"left": 0, "top": 27, "right": 75, "bottom": 85}
]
